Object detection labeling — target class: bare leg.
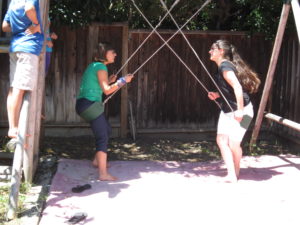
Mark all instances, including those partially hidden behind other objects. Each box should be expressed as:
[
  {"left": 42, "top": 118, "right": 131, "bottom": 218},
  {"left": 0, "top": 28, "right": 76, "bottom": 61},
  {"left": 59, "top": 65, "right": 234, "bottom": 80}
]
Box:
[
  {"left": 7, "top": 88, "right": 25, "bottom": 138},
  {"left": 229, "top": 139, "right": 243, "bottom": 179},
  {"left": 95, "top": 151, "right": 117, "bottom": 181},
  {"left": 216, "top": 134, "right": 237, "bottom": 183},
  {"left": 92, "top": 157, "right": 110, "bottom": 168}
]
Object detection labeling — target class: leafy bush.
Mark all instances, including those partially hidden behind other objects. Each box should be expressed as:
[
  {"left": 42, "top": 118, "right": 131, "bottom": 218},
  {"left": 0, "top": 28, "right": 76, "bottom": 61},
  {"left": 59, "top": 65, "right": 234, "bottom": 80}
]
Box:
[{"left": 49, "top": 0, "right": 295, "bottom": 39}]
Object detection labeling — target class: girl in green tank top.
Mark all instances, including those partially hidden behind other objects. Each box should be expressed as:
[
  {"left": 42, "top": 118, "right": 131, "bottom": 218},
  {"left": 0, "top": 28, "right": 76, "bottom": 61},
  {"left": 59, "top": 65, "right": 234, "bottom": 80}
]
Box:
[{"left": 76, "top": 42, "right": 133, "bottom": 181}]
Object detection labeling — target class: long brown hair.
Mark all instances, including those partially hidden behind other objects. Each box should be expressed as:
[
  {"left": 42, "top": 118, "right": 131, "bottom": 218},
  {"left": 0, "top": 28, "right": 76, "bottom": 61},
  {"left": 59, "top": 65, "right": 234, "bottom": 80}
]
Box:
[{"left": 213, "top": 40, "right": 261, "bottom": 94}]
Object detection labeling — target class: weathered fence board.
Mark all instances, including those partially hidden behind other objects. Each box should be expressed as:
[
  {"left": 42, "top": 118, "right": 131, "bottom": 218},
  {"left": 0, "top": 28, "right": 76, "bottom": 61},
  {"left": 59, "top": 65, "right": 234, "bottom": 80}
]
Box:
[
  {"left": 1, "top": 26, "right": 299, "bottom": 139},
  {"left": 271, "top": 36, "right": 300, "bottom": 138},
  {"left": 127, "top": 30, "right": 271, "bottom": 129}
]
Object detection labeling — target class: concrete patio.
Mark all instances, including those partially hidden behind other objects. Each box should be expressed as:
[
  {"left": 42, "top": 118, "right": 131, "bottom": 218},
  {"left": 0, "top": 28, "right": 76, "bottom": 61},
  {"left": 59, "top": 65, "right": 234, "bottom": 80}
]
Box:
[{"left": 38, "top": 155, "right": 300, "bottom": 225}]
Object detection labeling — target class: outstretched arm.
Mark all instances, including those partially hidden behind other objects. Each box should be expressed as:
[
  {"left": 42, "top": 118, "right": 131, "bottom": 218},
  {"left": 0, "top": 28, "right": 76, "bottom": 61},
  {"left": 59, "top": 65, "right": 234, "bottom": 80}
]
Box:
[
  {"left": 98, "top": 70, "right": 121, "bottom": 95},
  {"left": 98, "top": 70, "right": 134, "bottom": 95}
]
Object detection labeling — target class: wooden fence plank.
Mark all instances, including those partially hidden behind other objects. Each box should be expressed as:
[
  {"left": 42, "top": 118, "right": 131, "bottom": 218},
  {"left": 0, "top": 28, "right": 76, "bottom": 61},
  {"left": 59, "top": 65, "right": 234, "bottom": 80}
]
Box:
[{"left": 2, "top": 26, "right": 299, "bottom": 138}]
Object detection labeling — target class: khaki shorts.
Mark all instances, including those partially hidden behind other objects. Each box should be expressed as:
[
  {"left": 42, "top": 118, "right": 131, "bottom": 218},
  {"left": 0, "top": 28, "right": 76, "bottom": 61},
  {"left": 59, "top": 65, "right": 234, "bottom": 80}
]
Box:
[
  {"left": 9, "top": 52, "right": 39, "bottom": 91},
  {"left": 217, "top": 103, "right": 254, "bottom": 142}
]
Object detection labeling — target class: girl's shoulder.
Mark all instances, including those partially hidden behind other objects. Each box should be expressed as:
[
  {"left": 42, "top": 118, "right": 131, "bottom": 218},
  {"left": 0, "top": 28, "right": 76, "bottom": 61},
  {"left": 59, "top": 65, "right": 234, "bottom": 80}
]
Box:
[
  {"left": 220, "top": 60, "right": 236, "bottom": 72},
  {"left": 90, "top": 62, "right": 107, "bottom": 71}
]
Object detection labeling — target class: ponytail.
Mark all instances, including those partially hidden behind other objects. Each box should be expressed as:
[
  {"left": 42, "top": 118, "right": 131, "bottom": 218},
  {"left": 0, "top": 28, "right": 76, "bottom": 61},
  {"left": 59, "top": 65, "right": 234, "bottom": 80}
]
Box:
[{"left": 214, "top": 40, "right": 261, "bottom": 94}]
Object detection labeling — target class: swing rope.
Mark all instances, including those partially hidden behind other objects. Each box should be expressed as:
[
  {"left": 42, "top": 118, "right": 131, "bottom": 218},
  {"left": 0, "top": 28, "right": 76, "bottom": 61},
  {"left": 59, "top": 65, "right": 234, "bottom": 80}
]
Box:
[
  {"left": 104, "top": 0, "right": 212, "bottom": 105},
  {"left": 159, "top": 0, "right": 234, "bottom": 112},
  {"left": 113, "top": 0, "right": 180, "bottom": 77},
  {"left": 130, "top": 0, "right": 222, "bottom": 109}
]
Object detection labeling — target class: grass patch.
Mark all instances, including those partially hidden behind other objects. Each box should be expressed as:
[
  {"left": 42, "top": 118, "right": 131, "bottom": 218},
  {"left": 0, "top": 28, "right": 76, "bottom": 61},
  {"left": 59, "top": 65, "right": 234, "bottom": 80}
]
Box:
[{"left": 0, "top": 182, "right": 31, "bottom": 224}]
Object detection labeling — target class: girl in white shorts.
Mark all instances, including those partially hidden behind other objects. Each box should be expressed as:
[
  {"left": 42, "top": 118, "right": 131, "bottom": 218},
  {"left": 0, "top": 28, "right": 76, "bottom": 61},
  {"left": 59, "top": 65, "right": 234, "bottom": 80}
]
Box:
[{"left": 208, "top": 40, "right": 261, "bottom": 182}]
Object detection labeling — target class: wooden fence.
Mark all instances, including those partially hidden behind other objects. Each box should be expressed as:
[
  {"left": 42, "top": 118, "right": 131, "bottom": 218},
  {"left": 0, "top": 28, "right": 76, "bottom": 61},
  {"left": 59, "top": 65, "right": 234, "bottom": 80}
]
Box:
[
  {"left": 127, "top": 30, "right": 272, "bottom": 130},
  {"left": 0, "top": 24, "right": 299, "bottom": 138},
  {"left": 271, "top": 34, "right": 300, "bottom": 139}
]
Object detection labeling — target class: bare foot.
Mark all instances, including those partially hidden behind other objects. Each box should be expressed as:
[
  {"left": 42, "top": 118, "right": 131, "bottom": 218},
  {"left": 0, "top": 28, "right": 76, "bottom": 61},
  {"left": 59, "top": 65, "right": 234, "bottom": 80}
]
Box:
[
  {"left": 224, "top": 175, "right": 238, "bottom": 183},
  {"left": 99, "top": 173, "right": 117, "bottom": 181},
  {"left": 8, "top": 128, "right": 18, "bottom": 139}
]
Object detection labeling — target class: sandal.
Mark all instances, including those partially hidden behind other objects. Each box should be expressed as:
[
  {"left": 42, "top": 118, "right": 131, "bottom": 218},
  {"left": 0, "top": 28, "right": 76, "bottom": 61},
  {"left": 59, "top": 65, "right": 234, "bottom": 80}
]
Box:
[
  {"left": 71, "top": 184, "right": 91, "bottom": 193},
  {"left": 67, "top": 212, "right": 87, "bottom": 224}
]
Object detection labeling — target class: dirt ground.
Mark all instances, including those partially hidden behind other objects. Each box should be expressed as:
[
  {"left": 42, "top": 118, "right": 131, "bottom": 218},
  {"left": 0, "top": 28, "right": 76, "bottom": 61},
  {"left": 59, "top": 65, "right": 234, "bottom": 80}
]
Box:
[
  {"left": 39, "top": 132, "right": 294, "bottom": 162},
  {"left": 1, "top": 131, "right": 293, "bottom": 165}
]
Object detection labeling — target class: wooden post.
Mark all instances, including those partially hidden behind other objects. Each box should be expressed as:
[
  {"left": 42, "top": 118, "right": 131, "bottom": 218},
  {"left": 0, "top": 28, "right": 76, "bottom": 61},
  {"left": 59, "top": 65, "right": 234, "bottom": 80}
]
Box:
[
  {"left": 291, "top": 0, "right": 300, "bottom": 43},
  {"left": 249, "top": 3, "right": 291, "bottom": 148},
  {"left": 120, "top": 24, "right": 129, "bottom": 138},
  {"left": 23, "top": 0, "right": 49, "bottom": 182},
  {"left": 7, "top": 94, "right": 30, "bottom": 220},
  {"left": 33, "top": 0, "right": 49, "bottom": 174}
]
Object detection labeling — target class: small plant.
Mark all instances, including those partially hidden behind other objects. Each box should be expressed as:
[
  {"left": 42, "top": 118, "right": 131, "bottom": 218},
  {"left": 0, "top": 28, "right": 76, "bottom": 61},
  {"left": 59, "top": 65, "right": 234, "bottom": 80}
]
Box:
[
  {"left": 0, "top": 182, "right": 32, "bottom": 223},
  {"left": 0, "top": 185, "right": 10, "bottom": 222},
  {"left": 0, "top": 136, "right": 11, "bottom": 153}
]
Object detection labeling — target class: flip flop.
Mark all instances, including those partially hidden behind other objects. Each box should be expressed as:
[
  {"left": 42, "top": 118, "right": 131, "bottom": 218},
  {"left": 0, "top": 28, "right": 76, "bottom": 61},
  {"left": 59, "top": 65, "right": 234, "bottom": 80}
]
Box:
[
  {"left": 67, "top": 212, "right": 87, "bottom": 224},
  {"left": 71, "top": 184, "right": 91, "bottom": 193}
]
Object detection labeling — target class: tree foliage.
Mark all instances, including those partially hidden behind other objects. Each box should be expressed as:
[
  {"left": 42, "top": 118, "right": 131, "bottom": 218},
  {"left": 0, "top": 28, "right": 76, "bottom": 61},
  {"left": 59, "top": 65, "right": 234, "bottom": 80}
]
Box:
[{"left": 50, "top": 0, "right": 295, "bottom": 39}]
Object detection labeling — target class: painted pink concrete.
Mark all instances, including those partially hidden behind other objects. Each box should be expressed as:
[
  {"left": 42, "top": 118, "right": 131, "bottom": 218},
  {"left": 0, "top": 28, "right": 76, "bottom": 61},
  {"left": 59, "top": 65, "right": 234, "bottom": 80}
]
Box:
[{"left": 39, "top": 155, "right": 300, "bottom": 225}]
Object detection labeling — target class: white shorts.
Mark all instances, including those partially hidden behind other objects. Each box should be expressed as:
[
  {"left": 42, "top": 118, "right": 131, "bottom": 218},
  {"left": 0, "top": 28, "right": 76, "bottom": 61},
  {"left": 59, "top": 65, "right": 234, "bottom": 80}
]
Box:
[
  {"left": 217, "top": 103, "right": 254, "bottom": 142},
  {"left": 9, "top": 52, "right": 39, "bottom": 91}
]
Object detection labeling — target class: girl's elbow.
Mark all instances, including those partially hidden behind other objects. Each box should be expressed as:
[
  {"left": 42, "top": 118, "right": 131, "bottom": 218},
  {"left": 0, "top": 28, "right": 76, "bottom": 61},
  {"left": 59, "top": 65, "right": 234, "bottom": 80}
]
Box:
[{"left": 2, "top": 22, "right": 10, "bottom": 32}]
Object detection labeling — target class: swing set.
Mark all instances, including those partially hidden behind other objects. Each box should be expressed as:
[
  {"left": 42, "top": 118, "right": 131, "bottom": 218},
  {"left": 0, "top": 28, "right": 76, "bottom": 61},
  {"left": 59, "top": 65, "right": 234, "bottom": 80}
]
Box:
[
  {"left": 4, "top": 0, "right": 300, "bottom": 220},
  {"left": 250, "top": 0, "right": 300, "bottom": 148}
]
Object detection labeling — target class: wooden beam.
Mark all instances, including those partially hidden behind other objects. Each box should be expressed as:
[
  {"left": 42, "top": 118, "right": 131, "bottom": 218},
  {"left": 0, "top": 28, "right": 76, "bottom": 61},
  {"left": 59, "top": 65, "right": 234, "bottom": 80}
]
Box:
[
  {"left": 23, "top": 0, "right": 49, "bottom": 183},
  {"left": 120, "top": 24, "right": 129, "bottom": 138},
  {"left": 291, "top": 0, "right": 300, "bottom": 43},
  {"left": 265, "top": 113, "right": 300, "bottom": 131},
  {"left": 33, "top": 0, "right": 49, "bottom": 176},
  {"left": 250, "top": 3, "right": 291, "bottom": 147},
  {"left": 92, "top": 22, "right": 128, "bottom": 27}
]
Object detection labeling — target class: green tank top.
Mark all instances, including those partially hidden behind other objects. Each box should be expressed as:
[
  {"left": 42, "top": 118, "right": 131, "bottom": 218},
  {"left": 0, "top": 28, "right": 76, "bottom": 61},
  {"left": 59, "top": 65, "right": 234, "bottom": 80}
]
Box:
[{"left": 77, "top": 62, "right": 107, "bottom": 102}]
